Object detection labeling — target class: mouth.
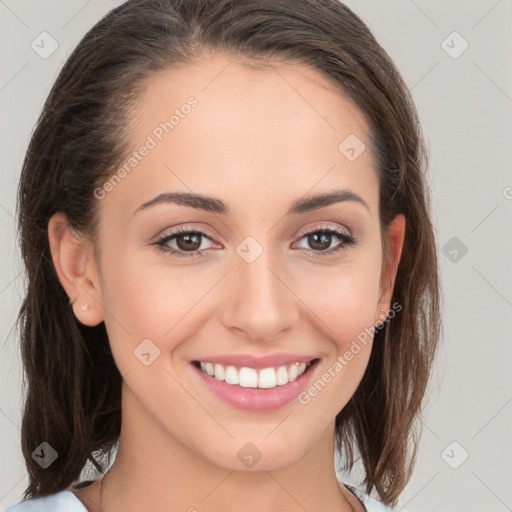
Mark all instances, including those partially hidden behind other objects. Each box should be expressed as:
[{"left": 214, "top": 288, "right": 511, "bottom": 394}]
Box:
[
  {"left": 190, "top": 356, "right": 320, "bottom": 412},
  {"left": 192, "top": 359, "right": 317, "bottom": 389}
]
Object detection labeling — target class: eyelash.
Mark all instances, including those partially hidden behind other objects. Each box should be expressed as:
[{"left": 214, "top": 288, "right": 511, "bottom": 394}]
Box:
[{"left": 154, "top": 224, "right": 358, "bottom": 259}]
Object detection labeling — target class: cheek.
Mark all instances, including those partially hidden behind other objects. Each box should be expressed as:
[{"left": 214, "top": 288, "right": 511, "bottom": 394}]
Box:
[
  {"left": 100, "top": 245, "right": 213, "bottom": 341},
  {"left": 293, "top": 248, "right": 381, "bottom": 411},
  {"left": 300, "top": 255, "right": 382, "bottom": 347},
  {"left": 97, "top": 249, "right": 214, "bottom": 384},
  {"left": 296, "top": 267, "right": 380, "bottom": 417}
]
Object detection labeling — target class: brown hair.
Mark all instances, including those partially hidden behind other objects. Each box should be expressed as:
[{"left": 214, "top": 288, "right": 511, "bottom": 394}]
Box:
[{"left": 15, "top": 0, "right": 440, "bottom": 506}]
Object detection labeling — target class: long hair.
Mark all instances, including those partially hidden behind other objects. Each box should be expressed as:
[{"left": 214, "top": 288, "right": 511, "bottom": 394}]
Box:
[{"left": 15, "top": 0, "right": 441, "bottom": 506}]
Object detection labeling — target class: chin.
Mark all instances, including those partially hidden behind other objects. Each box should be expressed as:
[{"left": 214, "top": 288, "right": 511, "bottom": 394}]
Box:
[{"left": 188, "top": 424, "right": 320, "bottom": 473}]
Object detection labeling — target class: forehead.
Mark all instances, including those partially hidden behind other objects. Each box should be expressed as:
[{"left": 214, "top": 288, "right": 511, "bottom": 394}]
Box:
[
  {"left": 131, "top": 52, "right": 372, "bottom": 144},
  {"left": 99, "top": 52, "right": 379, "bottom": 221}
]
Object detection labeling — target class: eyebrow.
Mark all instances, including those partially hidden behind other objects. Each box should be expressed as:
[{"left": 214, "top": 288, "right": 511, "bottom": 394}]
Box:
[{"left": 133, "top": 188, "right": 370, "bottom": 216}]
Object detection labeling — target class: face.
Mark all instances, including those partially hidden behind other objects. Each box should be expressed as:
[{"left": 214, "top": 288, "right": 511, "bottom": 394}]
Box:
[{"left": 51, "top": 52, "right": 405, "bottom": 472}]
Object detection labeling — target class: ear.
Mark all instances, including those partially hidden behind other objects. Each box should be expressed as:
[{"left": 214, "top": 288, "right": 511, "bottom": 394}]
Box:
[
  {"left": 48, "top": 212, "right": 104, "bottom": 327},
  {"left": 375, "top": 213, "right": 406, "bottom": 325}
]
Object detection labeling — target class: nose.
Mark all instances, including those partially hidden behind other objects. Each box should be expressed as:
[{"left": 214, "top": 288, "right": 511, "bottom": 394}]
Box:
[{"left": 219, "top": 243, "right": 300, "bottom": 344}]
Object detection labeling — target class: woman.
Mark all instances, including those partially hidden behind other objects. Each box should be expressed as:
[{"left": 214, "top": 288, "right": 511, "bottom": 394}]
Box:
[{"left": 8, "top": 0, "right": 440, "bottom": 511}]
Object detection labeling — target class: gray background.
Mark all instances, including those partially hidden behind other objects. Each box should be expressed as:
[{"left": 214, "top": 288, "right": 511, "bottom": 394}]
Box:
[{"left": 1, "top": 1, "right": 511, "bottom": 511}]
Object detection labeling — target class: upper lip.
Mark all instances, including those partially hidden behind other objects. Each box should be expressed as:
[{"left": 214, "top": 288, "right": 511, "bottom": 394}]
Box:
[{"left": 191, "top": 353, "right": 318, "bottom": 369}]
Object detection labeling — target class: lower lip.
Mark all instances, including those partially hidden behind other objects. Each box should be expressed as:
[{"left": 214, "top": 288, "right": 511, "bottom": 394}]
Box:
[{"left": 192, "top": 360, "right": 319, "bottom": 412}]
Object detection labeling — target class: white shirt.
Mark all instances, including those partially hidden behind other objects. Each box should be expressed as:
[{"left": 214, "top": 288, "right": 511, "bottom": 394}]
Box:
[{"left": 5, "top": 483, "right": 398, "bottom": 511}]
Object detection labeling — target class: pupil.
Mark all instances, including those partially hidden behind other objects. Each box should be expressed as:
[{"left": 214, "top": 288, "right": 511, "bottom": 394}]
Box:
[
  {"left": 309, "top": 232, "right": 331, "bottom": 250},
  {"left": 177, "top": 233, "right": 201, "bottom": 251}
]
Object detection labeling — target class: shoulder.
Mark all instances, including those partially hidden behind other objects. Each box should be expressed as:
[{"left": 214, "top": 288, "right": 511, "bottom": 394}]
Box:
[
  {"left": 345, "top": 484, "right": 404, "bottom": 512},
  {"left": 5, "top": 490, "right": 87, "bottom": 512}
]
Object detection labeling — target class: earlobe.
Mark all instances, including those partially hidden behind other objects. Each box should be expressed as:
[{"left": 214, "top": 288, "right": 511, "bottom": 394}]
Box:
[
  {"left": 375, "top": 214, "right": 406, "bottom": 323},
  {"left": 48, "top": 212, "right": 104, "bottom": 327}
]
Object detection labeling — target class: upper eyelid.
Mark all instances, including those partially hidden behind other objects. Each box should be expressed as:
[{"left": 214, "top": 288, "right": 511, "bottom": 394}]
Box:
[
  {"left": 157, "top": 225, "right": 217, "bottom": 243},
  {"left": 297, "top": 223, "right": 351, "bottom": 237}
]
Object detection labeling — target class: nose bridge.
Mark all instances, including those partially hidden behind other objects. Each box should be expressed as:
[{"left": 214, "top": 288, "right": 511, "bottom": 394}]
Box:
[{"left": 220, "top": 235, "right": 299, "bottom": 342}]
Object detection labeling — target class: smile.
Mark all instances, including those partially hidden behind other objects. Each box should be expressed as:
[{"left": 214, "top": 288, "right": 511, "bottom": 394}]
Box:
[
  {"left": 191, "top": 356, "right": 320, "bottom": 412},
  {"left": 195, "top": 360, "right": 311, "bottom": 388}
]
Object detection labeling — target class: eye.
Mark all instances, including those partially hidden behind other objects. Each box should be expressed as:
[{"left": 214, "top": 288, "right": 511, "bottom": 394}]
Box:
[
  {"left": 292, "top": 224, "right": 358, "bottom": 257},
  {"left": 154, "top": 227, "right": 218, "bottom": 258},
  {"left": 153, "top": 224, "right": 358, "bottom": 259}
]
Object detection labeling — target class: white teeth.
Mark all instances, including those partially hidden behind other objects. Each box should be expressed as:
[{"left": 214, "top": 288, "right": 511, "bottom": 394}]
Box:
[
  {"left": 197, "top": 360, "right": 313, "bottom": 388},
  {"left": 214, "top": 363, "right": 225, "bottom": 381},
  {"left": 224, "top": 365, "right": 239, "bottom": 385},
  {"left": 288, "top": 363, "right": 298, "bottom": 381},
  {"left": 258, "top": 367, "right": 277, "bottom": 388},
  {"left": 276, "top": 366, "right": 289, "bottom": 385},
  {"left": 239, "top": 367, "right": 258, "bottom": 388}
]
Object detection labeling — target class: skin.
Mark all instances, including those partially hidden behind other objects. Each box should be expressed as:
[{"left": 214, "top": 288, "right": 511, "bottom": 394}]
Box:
[{"left": 48, "top": 52, "right": 405, "bottom": 512}]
